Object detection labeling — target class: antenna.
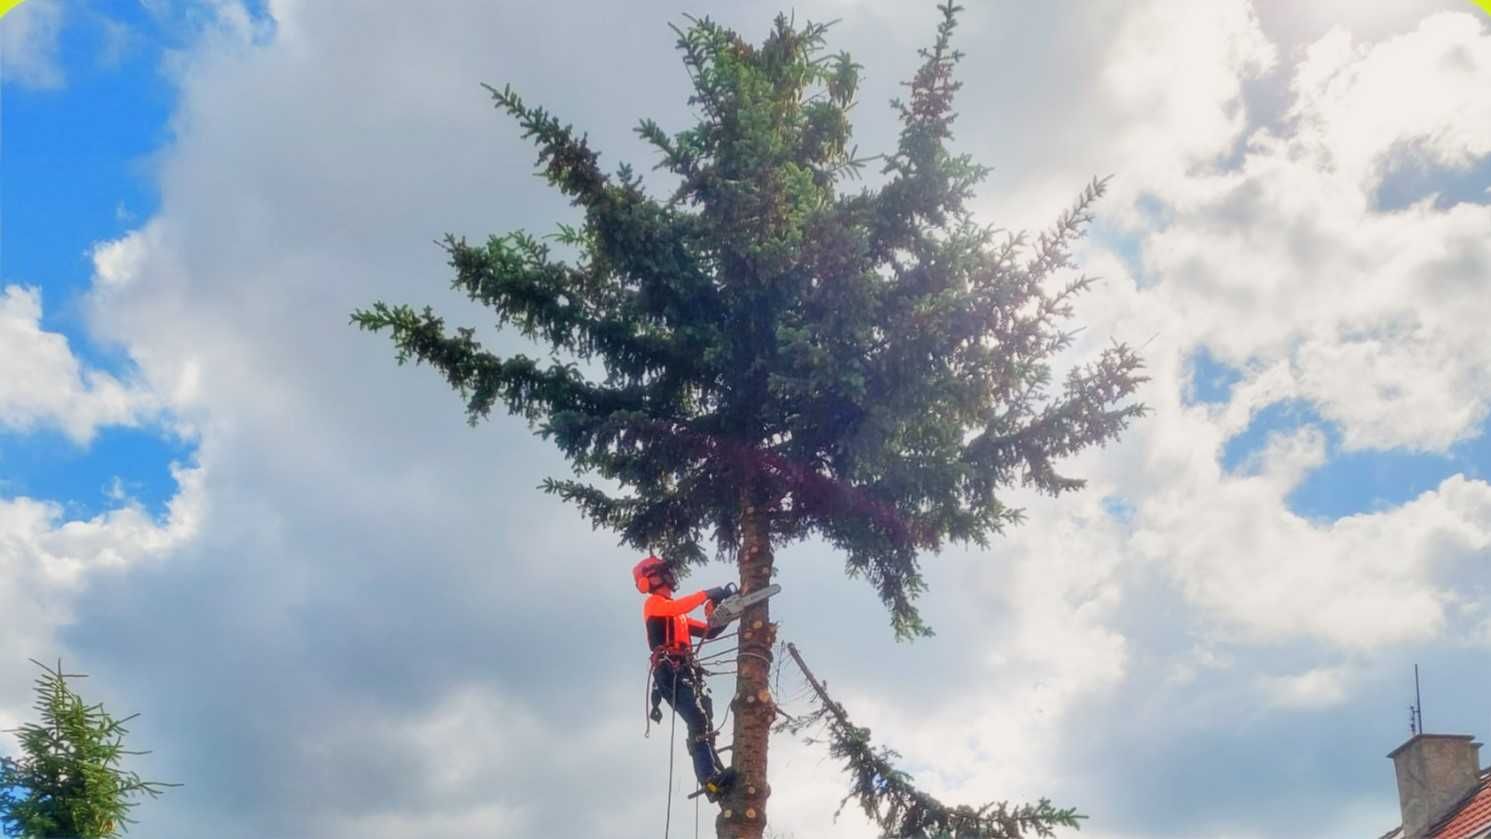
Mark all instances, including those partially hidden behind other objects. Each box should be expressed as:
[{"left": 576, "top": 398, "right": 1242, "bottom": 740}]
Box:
[
  {"left": 1407, "top": 665, "right": 1425, "bottom": 736},
  {"left": 1414, "top": 664, "right": 1424, "bottom": 735}
]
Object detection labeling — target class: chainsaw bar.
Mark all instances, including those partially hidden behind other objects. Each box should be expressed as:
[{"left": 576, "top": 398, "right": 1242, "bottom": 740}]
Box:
[{"left": 708, "top": 584, "right": 782, "bottom": 628}]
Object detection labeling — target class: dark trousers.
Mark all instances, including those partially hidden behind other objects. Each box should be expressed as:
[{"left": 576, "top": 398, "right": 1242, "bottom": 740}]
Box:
[{"left": 652, "top": 659, "right": 720, "bottom": 786}]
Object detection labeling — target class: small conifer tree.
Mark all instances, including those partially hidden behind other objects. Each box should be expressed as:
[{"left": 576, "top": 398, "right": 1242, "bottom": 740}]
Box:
[{"left": 0, "top": 660, "right": 176, "bottom": 838}]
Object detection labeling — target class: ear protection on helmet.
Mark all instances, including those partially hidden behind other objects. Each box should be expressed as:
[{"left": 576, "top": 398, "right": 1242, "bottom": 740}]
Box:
[{"left": 632, "top": 555, "right": 672, "bottom": 594}]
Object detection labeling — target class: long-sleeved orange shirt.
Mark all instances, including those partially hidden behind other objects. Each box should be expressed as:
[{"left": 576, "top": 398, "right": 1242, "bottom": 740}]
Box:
[{"left": 643, "top": 590, "right": 711, "bottom": 654}]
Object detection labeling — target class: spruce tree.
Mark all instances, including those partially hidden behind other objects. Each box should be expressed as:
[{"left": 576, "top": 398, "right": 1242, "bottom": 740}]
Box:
[
  {"left": 353, "top": 4, "right": 1145, "bottom": 836},
  {"left": 0, "top": 661, "right": 176, "bottom": 838}
]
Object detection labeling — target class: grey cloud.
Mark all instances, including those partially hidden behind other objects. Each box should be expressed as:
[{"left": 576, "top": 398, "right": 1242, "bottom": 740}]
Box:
[
  {"left": 18, "top": 2, "right": 1490, "bottom": 838},
  {"left": 1055, "top": 634, "right": 1490, "bottom": 838}
]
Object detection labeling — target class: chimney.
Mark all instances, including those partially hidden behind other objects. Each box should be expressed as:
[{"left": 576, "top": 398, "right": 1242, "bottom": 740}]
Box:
[{"left": 1389, "top": 733, "right": 1483, "bottom": 839}]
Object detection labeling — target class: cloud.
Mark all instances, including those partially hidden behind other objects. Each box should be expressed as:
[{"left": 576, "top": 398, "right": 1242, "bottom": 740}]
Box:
[
  {"left": 1258, "top": 665, "right": 1353, "bottom": 709},
  {"left": 1140, "top": 13, "right": 1491, "bottom": 453},
  {"left": 92, "top": 13, "right": 137, "bottom": 70},
  {"left": 0, "top": 463, "right": 203, "bottom": 733},
  {"left": 1145, "top": 473, "right": 1491, "bottom": 649},
  {"left": 1029, "top": 8, "right": 1491, "bottom": 654},
  {"left": 5, "top": 1, "right": 1489, "bottom": 838},
  {"left": 0, "top": 285, "right": 159, "bottom": 443},
  {"left": 0, "top": 0, "right": 65, "bottom": 90}
]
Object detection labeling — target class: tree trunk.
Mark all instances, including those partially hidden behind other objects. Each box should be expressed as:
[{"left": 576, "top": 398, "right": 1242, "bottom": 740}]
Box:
[{"left": 717, "top": 494, "right": 775, "bottom": 839}]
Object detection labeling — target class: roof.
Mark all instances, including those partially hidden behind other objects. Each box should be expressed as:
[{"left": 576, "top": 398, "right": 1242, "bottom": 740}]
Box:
[
  {"left": 1384, "top": 771, "right": 1491, "bottom": 839},
  {"left": 1428, "top": 770, "right": 1491, "bottom": 839}
]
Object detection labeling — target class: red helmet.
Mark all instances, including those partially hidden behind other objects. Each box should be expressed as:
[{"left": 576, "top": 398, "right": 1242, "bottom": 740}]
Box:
[{"left": 632, "top": 555, "right": 675, "bottom": 594}]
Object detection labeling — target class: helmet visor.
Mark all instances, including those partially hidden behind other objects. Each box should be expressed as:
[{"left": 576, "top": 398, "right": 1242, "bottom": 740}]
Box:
[{"left": 657, "top": 567, "right": 677, "bottom": 590}]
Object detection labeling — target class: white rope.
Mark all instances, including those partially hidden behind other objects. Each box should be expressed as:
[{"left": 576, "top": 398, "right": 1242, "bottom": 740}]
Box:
[{"left": 663, "top": 669, "right": 679, "bottom": 839}]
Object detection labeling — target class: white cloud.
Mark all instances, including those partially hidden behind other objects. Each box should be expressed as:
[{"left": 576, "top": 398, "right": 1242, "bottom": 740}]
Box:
[
  {"left": 1258, "top": 665, "right": 1353, "bottom": 709},
  {"left": 94, "top": 15, "right": 136, "bottom": 70},
  {"left": 1140, "top": 13, "right": 1491, "bottom": 453},
  {"left": 0, "top": 285, "right": 160, "bottom": 443},
  {"left": 1015, "top": 9, "right": 1491, "bottom": 659},
  {"left": 1290, "top": 14, "right": 1491, "bottom": 180},
  {"left": 1240, "top": 424, "right": 1330, "bottom": 486},
  {"left": 92, "top": 229, "right": 153, "bottom": 288},
  {"left": 1253, "top": 0, "right": 1465, "bottom": 48},
  {"left": 5, "top": 1, "right": 1488, "bottom": 837},
  {"left": 0, "top": 0, "right": 65, "bottom": 90},
  {"left": 0, "top": 464, "right": 204, "bottom": 731},
  {"left": 1057, "top": 269, "right": 1491, "bottom": 651},
  {"left": 954, "top": 0, "right": 1278, "bottom": 235},
  {"left": 1152, "top": 474, "right": 1491, "bottom": 649}
]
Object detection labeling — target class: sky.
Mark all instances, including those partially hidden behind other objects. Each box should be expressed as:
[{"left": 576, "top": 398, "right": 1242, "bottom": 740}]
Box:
[{"left": 2, "top": 1, "right": 1490, "bottom": 837}]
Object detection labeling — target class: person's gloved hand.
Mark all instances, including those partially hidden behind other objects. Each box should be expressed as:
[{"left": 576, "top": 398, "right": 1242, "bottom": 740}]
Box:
[{"left": 705, "top": 583, "right": 738, "bottom": 603}]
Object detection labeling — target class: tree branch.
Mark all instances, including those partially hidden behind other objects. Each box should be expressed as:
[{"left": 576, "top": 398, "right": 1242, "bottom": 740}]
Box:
[{"left": 782, "top": 643, "right": 1083, "bottom": 839}]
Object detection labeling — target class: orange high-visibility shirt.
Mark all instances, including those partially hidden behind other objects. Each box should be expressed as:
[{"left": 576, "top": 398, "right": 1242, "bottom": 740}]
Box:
[{"left": 643, "top": 590, "right": 710, "bottom": 654}]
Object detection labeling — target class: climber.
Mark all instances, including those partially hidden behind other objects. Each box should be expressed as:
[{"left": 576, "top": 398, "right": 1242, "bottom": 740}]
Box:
[{"left": 634, "top": 554, "right": 739, "bottom": 802}]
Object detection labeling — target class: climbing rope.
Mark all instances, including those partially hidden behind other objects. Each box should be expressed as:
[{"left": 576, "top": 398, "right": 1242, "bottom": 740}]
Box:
[
  {"left": 737, "top": 649, "right": 772, "bottom": 668},
  {"left": 701, "top": 629, "right": 738, "bottom": 647},
  {"left": 708, "top": 694, "right": 734, "bottom": 740},
  {"left": 664, "top": 666, "right": 679, "bottom": 839}
]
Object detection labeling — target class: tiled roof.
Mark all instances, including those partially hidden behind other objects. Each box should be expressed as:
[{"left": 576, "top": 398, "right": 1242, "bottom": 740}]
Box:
[
  {"left": 1429, "top": 771, "right": 1491, "bottom": 839},
  {"left": 1380, "top": 771, "right": 1491, "bottom": 839}
]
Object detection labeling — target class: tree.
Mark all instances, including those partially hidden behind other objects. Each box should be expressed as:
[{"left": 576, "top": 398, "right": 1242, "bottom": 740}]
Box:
[
  {"left": 353, "top": 3, "right": 1145, "bottom": 836},
  {"left": 0, "top": 660, "right": 177, "bottom": 838}
]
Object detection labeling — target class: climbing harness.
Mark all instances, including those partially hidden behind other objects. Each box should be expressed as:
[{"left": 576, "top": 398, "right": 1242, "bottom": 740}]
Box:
[{"left": 655, "top": 647, "right": 727, "bottom": 839}]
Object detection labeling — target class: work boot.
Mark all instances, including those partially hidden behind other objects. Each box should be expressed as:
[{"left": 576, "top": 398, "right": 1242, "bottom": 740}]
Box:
[{"left": 702, "top": 767, "right": 737, "bottom": 803}]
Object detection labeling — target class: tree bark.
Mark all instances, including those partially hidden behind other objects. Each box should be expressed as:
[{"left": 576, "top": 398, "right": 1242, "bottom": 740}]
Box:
[{"left": 717, "top": 493, "right": 775, "bottom": 839}]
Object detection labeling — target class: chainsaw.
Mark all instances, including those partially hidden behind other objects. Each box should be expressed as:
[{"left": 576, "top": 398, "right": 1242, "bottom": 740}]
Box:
[{"left": 707, "top": 584, "right": 782, "bottom": 629}]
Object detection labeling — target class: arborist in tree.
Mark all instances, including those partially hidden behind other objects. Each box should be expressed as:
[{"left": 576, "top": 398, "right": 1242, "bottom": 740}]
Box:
[{"left": 634, "top": 553, "right": 739, "bottom": 802}]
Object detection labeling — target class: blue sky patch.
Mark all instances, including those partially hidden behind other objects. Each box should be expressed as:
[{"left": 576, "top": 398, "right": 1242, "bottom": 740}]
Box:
[
  {"left": 1374, "top": 149, "right": 1491, "bottom": 212},
  {"left": 1101, "top": 494, "right": 1136, "bottom": 524},
  {"left": 1446, "top": 417, "right": 1491, "bottom": 482},
  {"left": 2, "top": 1, "right": 206, "bottom": 523},
  {"left": 0, "top": 424, "right": 193, "bottom": 521},
  {"left": 1221, "top": 398, "right": 1323, "bottom": 473},
  {"left": 1185, "top": 346, "right": 1243, "bottom": 406},
  {"left": 1090, "top": 218, "right": 1151, "bottom": 289},
  {"left": 1221, "top": 400, "right": 1488, "bottom": 521},
  {"left": 2, "top": 1, "right": 177, "bottom": 375},
  {"left": 1288, "top": 443, "right": 1462, "bottom": 521}
]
